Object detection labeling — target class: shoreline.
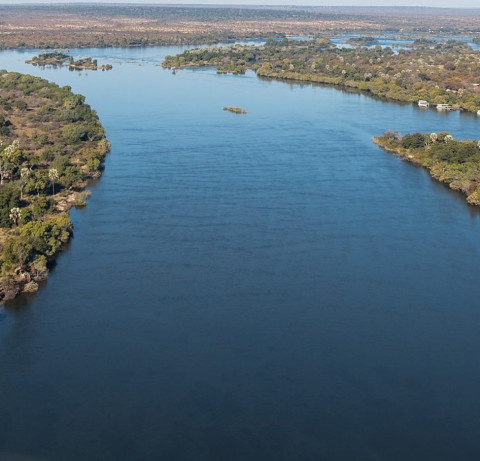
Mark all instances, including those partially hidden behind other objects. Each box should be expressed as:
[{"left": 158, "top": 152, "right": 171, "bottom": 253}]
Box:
[
  {"left": 163, "top": 39, "right": 480, "bottom": 114},
  {"left": 170, "top": 65, "right": 480, "bottom": 115},
  {"left": 373, "top": 134, "right": 480, "bottom": 207},
  {"left": 0, "top": 71, "right": 109, "bottom": 305},
  {"left": 0, "top": 169, "right": 109, "bottom": 305},
  {"left": 1, "top": 184, "right": 106, "bottom": 305}
]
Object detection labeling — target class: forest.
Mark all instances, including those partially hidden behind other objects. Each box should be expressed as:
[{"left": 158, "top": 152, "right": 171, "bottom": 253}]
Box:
[{"left": 0, "top": 71, "right": 109, "bottom": 302}]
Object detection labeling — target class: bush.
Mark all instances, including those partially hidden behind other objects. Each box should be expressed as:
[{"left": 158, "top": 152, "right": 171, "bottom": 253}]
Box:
[
  {"left": 61, "top": 166, "right": 82, "bottom": 188},
  {"left": 402, "top": 133, "right": 426, "bottom": 149},
  {"left": 31, "top": 196, "right": 54, "bottom": 218},
  {"left": 0, "top": 184, "right": 20, "bottom": 227},
  {"left": 41, "top": 148, "right": 55, "bottom": 162},
  {"left": 0, "top": 114, "right": 12, "bottom": 136},
  {"left": 1, "top": 235, "right": 33, "bottom": 272},
  {"left": 14, "top": 100, "right": 27, "bottom": 111},
  {"left": 24, "top": 170, "right": 49, "bottom": 196},
  {"left": 20, "top": 214, "right": 73, "bottom": 257},
  {"left": 32, "top": 132, "right": 50, "bottom": 146},
  {"left": 62, "top": 124, "right": 87, "bottom": 144}
]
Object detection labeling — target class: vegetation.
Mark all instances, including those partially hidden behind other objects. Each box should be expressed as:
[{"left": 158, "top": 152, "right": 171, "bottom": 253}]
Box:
[
  {"left": 68, "top": 57, "right": 113, "bottom": 71},
  {"left": 164, "top": 38, "right": 480, "bottom": 113},
  {"left": 223, "top": 106, "right": 247, "bottom": 114},
  {"left": 26, "top": 51, "right": 69, "bottom": 67},
  {"left": 2, "top": 5, "right": 480, "bottom": 50},
  {"left": 374, "top": 131, "right": 480, "bottom": 206},
  {"left": 27, "top": 53, "right": 112, "bottom": 71},
  {"left": 347, "top": 36, "right": 378, "bottom": 46},
  {"left": 0, "top": 71, "right": 109, "bottom": 303}
]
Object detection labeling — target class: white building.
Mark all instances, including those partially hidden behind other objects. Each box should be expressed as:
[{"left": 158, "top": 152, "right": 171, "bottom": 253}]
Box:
[{"left": 436, "top": 104, "right": 452, "bottom": 111}]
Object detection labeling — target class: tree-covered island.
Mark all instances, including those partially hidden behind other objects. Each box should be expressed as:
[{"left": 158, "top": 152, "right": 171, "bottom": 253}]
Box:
[
  {"left": 223, "top": 106, "right": 247, "bottom": 114},
  {"left": 346, "top": 36, "right": 379, "bottom": 46},
  {"left": 25, "top": 51, "right": 70, "bottom": 67},
  {"left": 68, "top": 57, "right": 113, "bottom": 71},
  {"left": 27, "top": 52, "right": 113, "bottom": 71},
  {"left": 0, "top": 71, "right": 109, "bottom": 303},
  {"left": 374, "top": 131, "right": 480, "bottom": 206},
  {"left": 163, "top": 38, "right": 480, "bottom": 112}
]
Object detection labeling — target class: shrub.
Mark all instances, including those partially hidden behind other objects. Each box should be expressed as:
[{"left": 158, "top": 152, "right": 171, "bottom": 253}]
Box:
[
  {"left": 0, "top": 184, "right": 20, "bottom": 227},
  {"left": 402, "top": 133, "right": 427, "bottom": 149}
]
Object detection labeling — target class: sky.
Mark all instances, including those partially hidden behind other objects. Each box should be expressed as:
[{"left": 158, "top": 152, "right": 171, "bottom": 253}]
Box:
[{"left": 1, "top": 0, "right": 479, "bottom": 8}]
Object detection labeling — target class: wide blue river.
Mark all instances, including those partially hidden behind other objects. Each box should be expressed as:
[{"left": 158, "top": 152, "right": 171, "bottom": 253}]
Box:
[{"left": 1, "top": 47, "right": 480, "bottom": 460}]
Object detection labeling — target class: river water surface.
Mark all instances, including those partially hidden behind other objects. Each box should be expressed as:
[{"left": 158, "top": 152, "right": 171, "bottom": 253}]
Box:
[{"left": 1, "top": 47, "right": 480, "bottom": 461}]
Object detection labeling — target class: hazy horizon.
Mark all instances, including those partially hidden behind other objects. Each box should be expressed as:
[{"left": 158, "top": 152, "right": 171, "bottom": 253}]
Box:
[{"left": 1, "top": 1, "right": 480, "bottom": 9}]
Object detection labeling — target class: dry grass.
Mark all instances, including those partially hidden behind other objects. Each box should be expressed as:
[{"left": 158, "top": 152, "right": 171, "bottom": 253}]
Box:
[{"left": 3, "top": 5, "right": 479, "bottom": 49}]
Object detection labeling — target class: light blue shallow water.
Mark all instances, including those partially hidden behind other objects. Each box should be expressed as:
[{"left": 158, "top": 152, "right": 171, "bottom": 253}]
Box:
[{"left": 0, "top": 47, "right": 480, "bottom": 461}]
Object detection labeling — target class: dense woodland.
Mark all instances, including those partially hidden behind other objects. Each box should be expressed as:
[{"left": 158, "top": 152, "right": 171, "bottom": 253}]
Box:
[
  {"left": 374, "top": 131, "right": 480, "bottom": 206},
  {"left": 164, "top": 39, "right": 480, "bottom": 112},
  {"left": 0, "top": 71, "right": 108, "bottom": 302}
]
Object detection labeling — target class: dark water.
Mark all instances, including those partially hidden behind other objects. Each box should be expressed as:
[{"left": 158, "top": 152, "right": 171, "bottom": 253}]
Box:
[{"left": 1, "top": 47, "right": 480, "bottom": 461}]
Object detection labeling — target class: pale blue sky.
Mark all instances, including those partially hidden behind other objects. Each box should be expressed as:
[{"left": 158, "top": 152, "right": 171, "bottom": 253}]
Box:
[{"left": 1, "top": 0, "right": 479, "bottom": 8}]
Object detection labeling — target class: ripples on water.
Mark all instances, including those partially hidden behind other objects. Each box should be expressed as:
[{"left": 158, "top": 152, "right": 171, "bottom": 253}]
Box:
[{"left": 0, "top": 47, "right": 480, "bottom": 461}]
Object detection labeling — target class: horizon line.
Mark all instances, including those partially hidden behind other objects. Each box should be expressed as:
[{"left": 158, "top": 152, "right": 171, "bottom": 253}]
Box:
[{"left": 0, "top": 2, "right": 479, "bottom": 8}]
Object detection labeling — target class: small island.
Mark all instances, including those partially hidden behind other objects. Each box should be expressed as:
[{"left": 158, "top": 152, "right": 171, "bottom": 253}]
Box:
[
  {"left": 26, "top": 51, "right": 69, "bottom": 67},
  {"left": 68, "top": 57, "right": 113, "bottom": 71},
  {"left": 26, "top": 53, "right": 112, "bottom": 71},
  {"left": 347, "top": 36, "right": 379, "bottom": 46},
  {"left": 223, "top": 106, "right": 247, "bottom": 114},
  {"left": 0, "top": 71, "right": 109, "bottom": 303},
  {"left": 374, "top": 131, "right": 480, "bottom": 206}
]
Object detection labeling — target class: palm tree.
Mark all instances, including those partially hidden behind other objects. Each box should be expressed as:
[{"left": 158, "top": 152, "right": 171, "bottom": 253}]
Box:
[
  {"left": 20, "top": 166, "right": 31, "bottom": 200},
  {"left": 9, "top": 207, "right": 21, "bottom": 226},
  {"left": 0, "top": 140, "right": 21, "bottom": 185},
  {"left": 48, "top": 168, "right": 59, "bottom": 195}
]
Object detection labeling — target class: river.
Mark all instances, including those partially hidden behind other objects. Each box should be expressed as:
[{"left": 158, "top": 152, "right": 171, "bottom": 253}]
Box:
[{"left": 1, "top": 46, "right": 480, "bottom": 461}]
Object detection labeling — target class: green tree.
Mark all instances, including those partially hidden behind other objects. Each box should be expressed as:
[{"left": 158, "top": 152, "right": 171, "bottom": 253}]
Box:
[
  {"left": 0, "top": 183, "right": 20, "bottom": 227},
  {"left": 402, "top": 133, "right": 427, "bottom": 149}
]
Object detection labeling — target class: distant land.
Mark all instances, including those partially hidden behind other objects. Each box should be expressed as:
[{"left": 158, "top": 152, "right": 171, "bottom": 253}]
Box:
[{"left": 0, "top": 4, "right": 480, "bottom": 49}]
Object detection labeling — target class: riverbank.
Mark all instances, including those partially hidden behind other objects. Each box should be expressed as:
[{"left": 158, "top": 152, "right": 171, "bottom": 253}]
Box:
[
  {"left": 0, "top": 71, "right": 109, "bottom": 303},
  {"left": 374, "top": 132, "right": 480, "bottom": 207},
  {"left": 2, "top": 43, "right": 480, "bottom": 461},
  {"left": 163, "top": 39, "right": 480, "bottom": 113}
]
